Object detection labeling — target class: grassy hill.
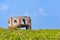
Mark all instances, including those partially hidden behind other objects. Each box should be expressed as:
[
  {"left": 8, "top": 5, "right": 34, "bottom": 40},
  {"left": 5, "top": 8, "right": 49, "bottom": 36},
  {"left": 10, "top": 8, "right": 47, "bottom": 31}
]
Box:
[{"left": 0, "top": 28, "right": 60, "bottom": 40}]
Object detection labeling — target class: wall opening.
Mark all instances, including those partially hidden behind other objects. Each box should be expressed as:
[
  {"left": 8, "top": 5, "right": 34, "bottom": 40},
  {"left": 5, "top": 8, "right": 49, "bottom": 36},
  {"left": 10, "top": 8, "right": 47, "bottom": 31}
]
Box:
[
  {"left": 20, "top": 27, "right": 26, "bottom": 30},
  {"left": 21, "top": 18, "right": 25, "bottom": 24},
  {"left": 14, "top": 20, "right": 17, "bottom": 25},
  {"left": 8, "top": 20, "right": 10, "bottom": 24},
  {"left": 23, "top": 18, "right": 25, "bottom": 24}
]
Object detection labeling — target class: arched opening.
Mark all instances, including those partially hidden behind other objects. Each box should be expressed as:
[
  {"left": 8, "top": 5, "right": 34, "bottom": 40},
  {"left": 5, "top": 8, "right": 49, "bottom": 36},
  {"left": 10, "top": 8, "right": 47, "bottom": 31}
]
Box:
[
  {"left": 21, "top": 18, "right": 26, "bottom": 24},
  {"left": 14, "top": 20, "right": 17, "bottom": 23},
  {"left": 14, "top": 20, "right": 17, "bottom": 25},
  {"left": 23, "top": 18, "right": 25, "bottom": 24}
]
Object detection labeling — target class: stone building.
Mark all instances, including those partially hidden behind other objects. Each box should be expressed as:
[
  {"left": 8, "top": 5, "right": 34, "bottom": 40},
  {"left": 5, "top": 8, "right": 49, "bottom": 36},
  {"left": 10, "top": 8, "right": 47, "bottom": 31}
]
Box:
[{"left": 8, "top": 16, "right": 31, "bottom": 29}]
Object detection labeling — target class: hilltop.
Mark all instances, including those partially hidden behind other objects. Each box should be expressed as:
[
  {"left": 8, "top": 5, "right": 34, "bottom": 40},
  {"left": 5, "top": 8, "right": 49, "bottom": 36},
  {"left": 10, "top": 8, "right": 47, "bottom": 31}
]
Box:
[{"left": 0, "top": 28, "right": 60, "bottom": 40}]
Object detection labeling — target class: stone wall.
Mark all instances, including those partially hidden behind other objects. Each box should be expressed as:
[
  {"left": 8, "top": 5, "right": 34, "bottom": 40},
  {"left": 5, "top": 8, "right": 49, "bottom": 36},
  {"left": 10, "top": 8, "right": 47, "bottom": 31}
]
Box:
[{"left": 8, "top": 16, "right": 31, "bottom": 29}]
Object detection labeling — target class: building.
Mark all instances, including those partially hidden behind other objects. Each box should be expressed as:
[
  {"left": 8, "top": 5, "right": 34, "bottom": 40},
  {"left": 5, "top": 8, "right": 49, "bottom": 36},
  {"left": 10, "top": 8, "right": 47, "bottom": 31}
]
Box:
[{"left": 8, "top": 16, "right": 31, "bottom": 29}]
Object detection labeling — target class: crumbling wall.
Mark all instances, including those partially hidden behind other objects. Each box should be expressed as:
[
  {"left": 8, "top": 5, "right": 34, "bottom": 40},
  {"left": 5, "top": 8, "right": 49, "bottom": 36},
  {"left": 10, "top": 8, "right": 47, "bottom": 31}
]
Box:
[{"left": 8, "top": 16, "right": 31, "bottom": 30}]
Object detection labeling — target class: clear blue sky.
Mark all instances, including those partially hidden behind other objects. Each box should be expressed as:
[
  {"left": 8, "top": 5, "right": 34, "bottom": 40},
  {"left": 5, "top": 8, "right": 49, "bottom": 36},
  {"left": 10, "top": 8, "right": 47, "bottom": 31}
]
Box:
[{"left": 0, "top": 0, "right": 60, "bottom": 30}]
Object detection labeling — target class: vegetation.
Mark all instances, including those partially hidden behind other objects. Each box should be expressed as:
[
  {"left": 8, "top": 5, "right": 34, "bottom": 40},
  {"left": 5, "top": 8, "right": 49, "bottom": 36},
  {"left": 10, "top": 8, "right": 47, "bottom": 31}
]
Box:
[{"left": 0, "top": 28, "right": 60, "bottom": 40}]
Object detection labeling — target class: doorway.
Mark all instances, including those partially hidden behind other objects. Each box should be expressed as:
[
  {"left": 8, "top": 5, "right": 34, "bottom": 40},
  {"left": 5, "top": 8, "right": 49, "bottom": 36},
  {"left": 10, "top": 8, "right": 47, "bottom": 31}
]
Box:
[{"left": 21, "top": 18, "right": 25, "bottom": 24}]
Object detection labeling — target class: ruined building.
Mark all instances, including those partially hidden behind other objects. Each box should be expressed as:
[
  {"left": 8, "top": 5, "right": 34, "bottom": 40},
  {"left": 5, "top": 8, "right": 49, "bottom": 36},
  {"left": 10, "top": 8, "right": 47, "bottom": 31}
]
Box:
[{"left": 8, "top": 16, "right": 31, "bottom": 29}]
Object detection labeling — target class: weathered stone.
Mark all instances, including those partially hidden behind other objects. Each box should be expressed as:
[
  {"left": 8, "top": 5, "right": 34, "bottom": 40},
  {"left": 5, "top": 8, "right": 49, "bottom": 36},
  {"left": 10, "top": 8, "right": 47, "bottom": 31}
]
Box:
[{"left": 8, "top": 16, "right": 31, "bottom": 30}]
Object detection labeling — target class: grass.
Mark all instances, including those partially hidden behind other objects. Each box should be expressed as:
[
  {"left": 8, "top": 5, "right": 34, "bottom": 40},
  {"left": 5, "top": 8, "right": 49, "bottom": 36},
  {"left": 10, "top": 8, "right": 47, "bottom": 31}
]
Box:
[{"left": 0, "top": 28, "right": 60, "bottom": 40}]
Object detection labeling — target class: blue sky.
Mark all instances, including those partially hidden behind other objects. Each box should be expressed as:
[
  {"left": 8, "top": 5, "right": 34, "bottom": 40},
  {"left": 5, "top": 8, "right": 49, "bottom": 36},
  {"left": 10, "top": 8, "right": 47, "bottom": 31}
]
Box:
[{"left": 0, "top": 0, "right": 60, "bottom": 30}]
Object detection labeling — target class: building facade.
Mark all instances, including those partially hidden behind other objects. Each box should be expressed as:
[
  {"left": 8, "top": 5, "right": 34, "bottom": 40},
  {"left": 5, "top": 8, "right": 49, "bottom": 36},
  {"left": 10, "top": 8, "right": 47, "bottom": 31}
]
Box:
[{"left": 8, "top": 16, "right": 31, "bottom": 29}]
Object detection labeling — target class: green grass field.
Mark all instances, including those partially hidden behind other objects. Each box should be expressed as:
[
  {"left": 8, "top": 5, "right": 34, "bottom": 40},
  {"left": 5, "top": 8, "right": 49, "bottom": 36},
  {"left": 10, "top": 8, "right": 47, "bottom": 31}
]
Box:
[{"left": 0, "top": 28, "right": 60, "bottom": 40}]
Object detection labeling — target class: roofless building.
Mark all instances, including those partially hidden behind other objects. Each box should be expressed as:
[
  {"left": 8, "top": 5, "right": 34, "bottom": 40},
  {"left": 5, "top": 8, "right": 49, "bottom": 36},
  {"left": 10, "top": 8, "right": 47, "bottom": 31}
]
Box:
[{"left": 8, "top": 16, "right": 31, "bottom": 30}]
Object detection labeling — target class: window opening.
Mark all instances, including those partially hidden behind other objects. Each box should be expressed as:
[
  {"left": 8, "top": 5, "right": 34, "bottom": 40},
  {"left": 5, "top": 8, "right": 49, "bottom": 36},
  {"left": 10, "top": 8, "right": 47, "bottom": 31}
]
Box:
[
  {"left": 14, "top": 20, "right": 17, "bottom": 25},
  {"left": 21, "top": 18, "right": 25, "bottom": 24}
]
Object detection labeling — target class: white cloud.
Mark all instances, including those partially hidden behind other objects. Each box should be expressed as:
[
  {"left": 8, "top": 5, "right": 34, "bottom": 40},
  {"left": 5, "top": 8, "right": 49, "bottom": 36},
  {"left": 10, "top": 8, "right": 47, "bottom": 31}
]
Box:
[
  {"left": 3, "top": 5, "right": 8, "bottom": 10},
  {"left": 0, "top": 4, "right": 9, "bottom": 11},
  {"left": 39, "top": 8, "right": 44, "bottom": 13},
  {"left": 38, "top": 8, "right": 47, "bottom": 16}
]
